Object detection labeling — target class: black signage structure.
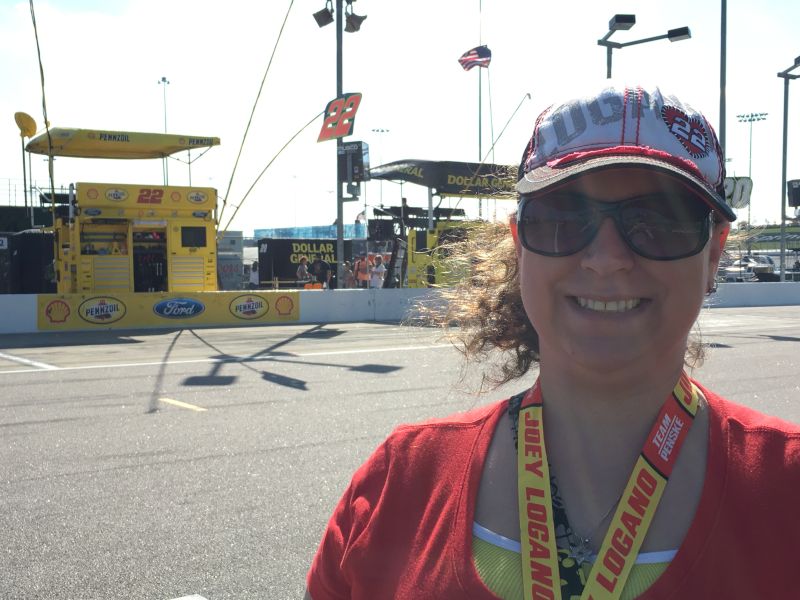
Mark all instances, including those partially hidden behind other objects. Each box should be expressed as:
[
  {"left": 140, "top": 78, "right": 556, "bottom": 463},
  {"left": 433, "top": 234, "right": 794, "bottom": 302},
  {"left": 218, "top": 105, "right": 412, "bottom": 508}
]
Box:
[
  {"left": 788, "top": 180, "right": 800, "bottom": 207},
  {"left": 338, "top": 141, "right": 370, "bottom": 183},
  {"left": 257, "top": 238, "right": 353, "bottom": 284},
  {"left": 369, "top": 160, "right": 516, "bottom": 197}
]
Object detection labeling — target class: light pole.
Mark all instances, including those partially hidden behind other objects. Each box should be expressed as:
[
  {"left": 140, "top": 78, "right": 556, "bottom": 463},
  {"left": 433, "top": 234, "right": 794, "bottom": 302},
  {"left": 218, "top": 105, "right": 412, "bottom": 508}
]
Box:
[
  {"left": 158, "top": 76, "right": 170, "bottom": 185},
  {"left": 777, "top": 57, "right": 800, "bottom": 281},
  {"left": 314, "top": 0, "right": 366, "bottom": 288},
  {"left": 598, "top": 14, "right": 691, "bottom": 79},
  {"left": 371, "top": 128, "right": 389, "bottom": 204},
  {"left": 737, "top": 112, "right": 767, "bottom": 254}
]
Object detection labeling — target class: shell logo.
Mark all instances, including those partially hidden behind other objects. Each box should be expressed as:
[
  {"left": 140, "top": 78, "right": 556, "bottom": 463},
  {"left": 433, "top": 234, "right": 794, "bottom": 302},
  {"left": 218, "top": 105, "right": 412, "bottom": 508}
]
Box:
[
  {"left": 228, "top": 295, "right": 269, "bottom": 320},
  {"left": 274, "top": 295, "right": 295, "bottom": 316},
  {"left": 105, "top": 188, "right": 128, "bottom": 202},
  {"left": 45, "top": 300, "right": 71, "bottom": 324},
  {"left": 87, "top": 188, "right": 99, "bottom": 200},
  {"left": 170, "top": 191, "right": 182, "bottom": 202},
  {"left": 78, "top": 297, "right": 127, "bottom": 324}
]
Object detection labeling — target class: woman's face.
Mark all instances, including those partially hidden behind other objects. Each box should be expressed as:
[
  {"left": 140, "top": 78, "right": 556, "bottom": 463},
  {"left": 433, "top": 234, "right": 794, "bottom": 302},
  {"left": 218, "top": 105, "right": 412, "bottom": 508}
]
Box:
[{"left": 516, "top": 167, "right": 728, "bottom": 375}]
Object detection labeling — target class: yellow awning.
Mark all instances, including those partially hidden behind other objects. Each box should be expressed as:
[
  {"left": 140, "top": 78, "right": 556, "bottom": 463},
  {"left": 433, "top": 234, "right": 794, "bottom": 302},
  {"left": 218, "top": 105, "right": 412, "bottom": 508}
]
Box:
[{"left": 25, "top": 128, "right": 220, "bottom": 159}]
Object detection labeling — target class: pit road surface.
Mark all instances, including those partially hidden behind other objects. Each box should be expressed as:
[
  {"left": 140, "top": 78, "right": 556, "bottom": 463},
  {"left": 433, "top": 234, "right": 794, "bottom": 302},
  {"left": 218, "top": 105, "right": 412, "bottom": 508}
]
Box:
[{"left": 1, "top": 306, "right": 799, "bottom": 599}]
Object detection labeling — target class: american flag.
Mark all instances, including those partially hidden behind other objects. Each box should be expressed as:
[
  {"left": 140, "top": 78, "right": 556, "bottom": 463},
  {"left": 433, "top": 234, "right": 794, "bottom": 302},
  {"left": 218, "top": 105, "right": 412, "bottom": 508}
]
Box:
[{"left": 458, "top": 45, "right": 491, "bottom": 71}]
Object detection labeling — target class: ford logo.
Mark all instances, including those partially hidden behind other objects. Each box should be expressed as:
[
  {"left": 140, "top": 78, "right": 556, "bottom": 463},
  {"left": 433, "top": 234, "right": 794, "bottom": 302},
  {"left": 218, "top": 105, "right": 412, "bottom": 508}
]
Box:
[
  {"left": 152, "top": 297, "right": 205, "bottom": 319},
  {"left": 83, "top": 208, "right": 102, "bottom": 216}
]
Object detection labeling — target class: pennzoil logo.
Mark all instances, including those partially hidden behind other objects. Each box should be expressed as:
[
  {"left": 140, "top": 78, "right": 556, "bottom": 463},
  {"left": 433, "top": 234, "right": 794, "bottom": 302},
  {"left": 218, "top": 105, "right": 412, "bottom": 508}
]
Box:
[
  {"left": 187, "top": 191, "right": 207, "bottom": 204},
  {"left": 44, "top": 299, "right": 71, "bottom": 324},
  {"left": 229, "top": 295, "right": 269, "bottom": 320},
  {"left": 153, "top": 297, "right": 205, "bottom": 319},
  {"left": 79, "top": 296, "right": 127, "bottom": 324},
  {"left": 105, "top": 188, "right": 128, "bottom": 202}
]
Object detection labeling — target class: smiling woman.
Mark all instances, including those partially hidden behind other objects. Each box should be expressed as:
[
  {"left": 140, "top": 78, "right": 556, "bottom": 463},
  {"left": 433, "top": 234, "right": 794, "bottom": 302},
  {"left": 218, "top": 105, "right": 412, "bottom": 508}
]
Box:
[{"left": 303, "top": 84, "right": 800, "bottom": 600}]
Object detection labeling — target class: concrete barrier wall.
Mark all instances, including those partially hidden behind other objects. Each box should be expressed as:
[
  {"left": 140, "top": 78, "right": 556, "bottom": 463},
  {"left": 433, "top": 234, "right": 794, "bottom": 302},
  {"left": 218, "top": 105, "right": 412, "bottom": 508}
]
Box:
[
  {"left": 0, "top": 294, "right": 38, "bottom": 334},
  {"left": 1, "top": 283, "right": 799, "bottom": 334}
]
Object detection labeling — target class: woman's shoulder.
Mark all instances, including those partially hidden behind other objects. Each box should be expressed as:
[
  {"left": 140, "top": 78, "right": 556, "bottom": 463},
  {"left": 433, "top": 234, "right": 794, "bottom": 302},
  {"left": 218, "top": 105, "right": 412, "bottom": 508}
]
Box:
[
  {"left": 357, "top": 400, "right": 508, "bottom": 475},
  {"left": 701, "top": 383, "right": 800, "bottom": 436},
  {"left": 390, "top": 399, "right": 508, "bottom": 438},
  {"left": 700, "top": 382, "right": 800, "bottom": 475}
]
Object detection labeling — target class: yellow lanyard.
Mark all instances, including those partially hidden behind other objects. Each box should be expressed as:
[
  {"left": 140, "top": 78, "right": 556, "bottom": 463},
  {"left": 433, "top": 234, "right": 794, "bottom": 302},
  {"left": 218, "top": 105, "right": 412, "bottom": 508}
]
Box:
[{"left": 517, "top": 372, "right": 700, "bottom": 600}]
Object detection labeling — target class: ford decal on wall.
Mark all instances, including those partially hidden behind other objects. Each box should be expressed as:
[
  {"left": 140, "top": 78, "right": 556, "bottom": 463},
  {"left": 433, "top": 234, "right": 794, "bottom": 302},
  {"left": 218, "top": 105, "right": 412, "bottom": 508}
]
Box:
[{"left": 152, "top": 298, "right": 205, "bottom": 319}]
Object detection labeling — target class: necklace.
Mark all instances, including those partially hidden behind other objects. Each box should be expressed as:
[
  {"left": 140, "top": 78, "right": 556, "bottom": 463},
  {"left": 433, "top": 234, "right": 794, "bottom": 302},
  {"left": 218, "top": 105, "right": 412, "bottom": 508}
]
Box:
[
  {"left": 510, "top": 398, "right": 622, "bottom": 566},
  {"left": 509, "top": 393, "right": 619, "bottom": 565},
  {"left": 561, "top": 493, "right": 622, "bottom": 565}
]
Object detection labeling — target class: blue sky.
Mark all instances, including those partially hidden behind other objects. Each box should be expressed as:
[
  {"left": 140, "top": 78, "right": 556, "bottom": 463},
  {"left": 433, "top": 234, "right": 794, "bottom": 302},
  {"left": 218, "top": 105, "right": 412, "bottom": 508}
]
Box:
[{"left": 2, "top": 0, "right": 799, "bottom": 234}]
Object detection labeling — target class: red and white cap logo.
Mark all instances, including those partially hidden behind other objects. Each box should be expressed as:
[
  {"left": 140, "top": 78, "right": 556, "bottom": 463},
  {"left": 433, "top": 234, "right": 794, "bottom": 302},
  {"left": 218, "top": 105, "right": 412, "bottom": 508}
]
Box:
[{"left": 516, "top": 84, "right": 735, "bottom": 221}]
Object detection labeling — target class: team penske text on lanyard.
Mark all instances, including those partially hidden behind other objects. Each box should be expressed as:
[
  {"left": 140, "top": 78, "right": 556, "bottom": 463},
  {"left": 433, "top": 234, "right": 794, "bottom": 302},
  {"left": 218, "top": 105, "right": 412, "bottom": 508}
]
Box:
[{"left": 516, "top": 371, "right": 700, "bottom": 600}]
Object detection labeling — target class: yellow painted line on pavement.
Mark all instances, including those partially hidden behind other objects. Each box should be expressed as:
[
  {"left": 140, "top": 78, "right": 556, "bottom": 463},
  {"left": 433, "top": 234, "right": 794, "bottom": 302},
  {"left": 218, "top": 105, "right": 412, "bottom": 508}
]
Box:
[{"left": 159, "top": 397, "right": 208, "bottom": 412}]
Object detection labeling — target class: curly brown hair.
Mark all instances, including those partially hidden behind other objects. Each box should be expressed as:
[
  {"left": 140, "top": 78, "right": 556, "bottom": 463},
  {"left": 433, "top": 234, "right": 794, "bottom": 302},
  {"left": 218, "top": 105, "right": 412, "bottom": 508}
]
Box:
[{"left": 413, "top": 220, "right": 538, "bottom": 389}]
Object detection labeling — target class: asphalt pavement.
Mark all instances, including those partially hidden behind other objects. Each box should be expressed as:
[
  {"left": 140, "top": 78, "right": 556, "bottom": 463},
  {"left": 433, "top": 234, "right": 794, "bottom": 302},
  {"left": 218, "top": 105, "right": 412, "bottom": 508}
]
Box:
[{"left": 1, "top": 306, "right": 798, "bottom": 599}]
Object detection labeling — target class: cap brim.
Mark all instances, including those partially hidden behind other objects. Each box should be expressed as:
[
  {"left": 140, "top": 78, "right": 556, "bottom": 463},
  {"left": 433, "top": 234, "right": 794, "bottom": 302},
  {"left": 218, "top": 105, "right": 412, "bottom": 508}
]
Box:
[{"left": 516, "top": 155, "right": 737, "bottom": 222}]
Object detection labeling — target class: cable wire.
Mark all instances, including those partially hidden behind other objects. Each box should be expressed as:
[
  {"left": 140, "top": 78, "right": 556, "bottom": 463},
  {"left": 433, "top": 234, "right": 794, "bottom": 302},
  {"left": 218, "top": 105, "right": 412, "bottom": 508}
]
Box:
[
  {"left": 218, "top": 110, "right": 323, "bottom": 239},
  {"left": 218, "top": 0, "right": 295, "bottom": 226},
  {"left": 28, "top": 0, "right": 56, "bottom": 222}
]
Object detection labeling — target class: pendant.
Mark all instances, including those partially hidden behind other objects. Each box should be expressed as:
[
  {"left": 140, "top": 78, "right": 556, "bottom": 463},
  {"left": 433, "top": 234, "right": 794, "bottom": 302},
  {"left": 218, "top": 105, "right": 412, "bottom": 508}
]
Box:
[{"left": 567, "top": 534, "right": 593, "bottom": 566}]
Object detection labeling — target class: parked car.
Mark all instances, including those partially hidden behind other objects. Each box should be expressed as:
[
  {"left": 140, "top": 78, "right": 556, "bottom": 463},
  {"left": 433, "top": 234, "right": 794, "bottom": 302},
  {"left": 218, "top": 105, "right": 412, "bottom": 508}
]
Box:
[{"left": 721, "top": 255, "right": 775, "bottom": 282}]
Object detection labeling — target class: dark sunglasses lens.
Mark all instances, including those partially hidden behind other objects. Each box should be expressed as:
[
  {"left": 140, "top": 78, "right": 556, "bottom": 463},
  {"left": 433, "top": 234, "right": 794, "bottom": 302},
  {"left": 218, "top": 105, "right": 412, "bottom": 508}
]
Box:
[
  {"left": 520, "top": 195, "right": 596, "bottom": 256},
  {"left": 620, "top": 195, "right": 710, "bottom": 259}
]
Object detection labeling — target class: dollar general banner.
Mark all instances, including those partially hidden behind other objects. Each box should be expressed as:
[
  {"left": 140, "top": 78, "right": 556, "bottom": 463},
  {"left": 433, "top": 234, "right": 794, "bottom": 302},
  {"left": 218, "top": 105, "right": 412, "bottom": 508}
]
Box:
[
  {"left": 368, "top": 160, "right": 516, "bottom": 197},
  {"left": 38, "top": 291, "right": 299, "bottom": 331}
]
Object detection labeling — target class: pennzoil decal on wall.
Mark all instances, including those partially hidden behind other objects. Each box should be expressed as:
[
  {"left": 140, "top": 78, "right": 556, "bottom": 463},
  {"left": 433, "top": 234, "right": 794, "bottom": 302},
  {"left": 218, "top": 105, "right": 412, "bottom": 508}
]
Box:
[
  {"left": 229, "top": 295, "right": 269, "bottom": 320},
  {"left": 37, "top": 292, "right": 300, "bottom": 331},
  {"left": 79, "top": 297, "right": 127, "bottom": 324},
  {"left": 318, "top": 93, "right": 362, "bottom": 142}
]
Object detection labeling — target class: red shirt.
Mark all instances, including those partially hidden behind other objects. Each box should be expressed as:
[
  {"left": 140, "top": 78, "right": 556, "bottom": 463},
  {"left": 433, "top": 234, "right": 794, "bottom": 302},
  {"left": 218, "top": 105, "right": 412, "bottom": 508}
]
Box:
[{"left": 307, "top": 384, "right": 800, "bottom": 599}]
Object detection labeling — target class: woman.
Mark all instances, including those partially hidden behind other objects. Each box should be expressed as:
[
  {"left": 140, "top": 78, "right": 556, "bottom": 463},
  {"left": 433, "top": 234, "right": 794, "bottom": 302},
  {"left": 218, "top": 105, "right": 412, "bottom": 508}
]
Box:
[
  {"left": 296, "top": 256, "right": 311, "bottom": 285},
  {"left": 304, "top": 84, "right": 800, "bottom": 599},
  {"left": 343, "top": 261, "right": 356, "bottom": 289}
]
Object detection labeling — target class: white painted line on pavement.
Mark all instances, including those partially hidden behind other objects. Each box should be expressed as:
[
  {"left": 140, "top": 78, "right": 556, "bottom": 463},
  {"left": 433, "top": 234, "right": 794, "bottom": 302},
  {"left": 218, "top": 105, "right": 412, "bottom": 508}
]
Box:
[
  {"left": 169, "top": 595, "right": 208, "bottom": 600},
  {"left": 159, "top": 397, "right": 208, "bottom": 412},
  {"left": 0, "top": 351, "right": 58, "bottom": 370},
  {"left": 0, "top": 343, "right": 451, "bottom": 375}
]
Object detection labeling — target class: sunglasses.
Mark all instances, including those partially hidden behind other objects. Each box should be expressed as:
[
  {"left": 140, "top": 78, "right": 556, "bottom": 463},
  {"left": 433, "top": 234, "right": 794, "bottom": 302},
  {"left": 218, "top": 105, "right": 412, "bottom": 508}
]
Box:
[{"left": 516, "top": 191, "right": 713, "bottom": 261}]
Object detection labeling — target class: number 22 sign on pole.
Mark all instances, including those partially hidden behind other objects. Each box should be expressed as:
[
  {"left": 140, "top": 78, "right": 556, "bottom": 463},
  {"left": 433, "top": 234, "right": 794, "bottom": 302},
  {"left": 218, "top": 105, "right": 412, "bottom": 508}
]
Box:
[{"left": 317, "top": 92, "right": 362, "bottom": 142}]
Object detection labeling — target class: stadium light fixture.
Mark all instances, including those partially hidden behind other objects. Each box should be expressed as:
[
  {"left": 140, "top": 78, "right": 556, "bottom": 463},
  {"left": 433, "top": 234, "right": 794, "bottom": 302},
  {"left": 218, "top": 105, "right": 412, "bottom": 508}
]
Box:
[
  {"left": 598, "top": 14, "right": 691, "bottom": 79},
  {"left": 344, "top": 0, "right": 366, "bottom": 33},
  {"left": 313, "top": 1, "right": 334, "bottom": 28}
]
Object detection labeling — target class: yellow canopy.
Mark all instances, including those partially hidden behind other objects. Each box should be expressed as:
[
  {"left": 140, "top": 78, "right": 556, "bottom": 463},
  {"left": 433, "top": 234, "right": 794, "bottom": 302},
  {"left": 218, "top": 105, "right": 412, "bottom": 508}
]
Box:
[{"left": 25, "top": 128, "right": 220, "bottom": 159}]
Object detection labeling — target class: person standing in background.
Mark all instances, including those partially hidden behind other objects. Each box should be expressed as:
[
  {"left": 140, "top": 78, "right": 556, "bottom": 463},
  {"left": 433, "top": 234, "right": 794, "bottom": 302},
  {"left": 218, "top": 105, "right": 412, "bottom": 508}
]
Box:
[
  {"left": 369, "top": 255, "right": 386, "bottom": 289},
  {"left": 248, "top": 261, "right": 260, "bottom": 289},
  {"left": 296, "top": 256, "right": 312, "bottom": 285},
  {"left": 343, "top": 261, "right": 356, "bottom": 289},
  {"left": 354, "top": 254, "right": 370, "bottom": 289}
]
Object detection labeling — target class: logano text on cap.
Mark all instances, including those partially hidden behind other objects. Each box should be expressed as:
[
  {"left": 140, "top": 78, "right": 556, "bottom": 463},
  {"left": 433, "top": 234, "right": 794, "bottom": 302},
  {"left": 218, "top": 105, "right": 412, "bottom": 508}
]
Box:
[{"left": 516, "top": 84, "right": 736, "bottom": 222}]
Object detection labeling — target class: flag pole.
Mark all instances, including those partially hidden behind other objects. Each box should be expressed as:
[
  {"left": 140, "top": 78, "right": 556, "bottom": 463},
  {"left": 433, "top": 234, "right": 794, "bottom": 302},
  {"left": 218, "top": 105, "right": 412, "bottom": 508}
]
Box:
[{"left": 477, "top": 0, "right": 483, "bottom": 219}]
